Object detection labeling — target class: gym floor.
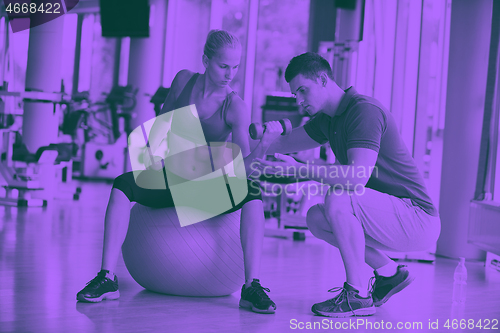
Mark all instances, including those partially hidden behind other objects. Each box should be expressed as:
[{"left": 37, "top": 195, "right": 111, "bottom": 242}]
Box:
[{"left": 0, "top": 181, "right": 499, "bottom": 333}]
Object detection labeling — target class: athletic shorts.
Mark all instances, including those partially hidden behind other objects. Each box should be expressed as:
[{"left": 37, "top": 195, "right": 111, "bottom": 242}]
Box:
[
  {"left": 113, "top": 170, "right": 262, "bottom": 213},
  {"left": 315, "top": 187, "right": 441, "bottom": 252}
]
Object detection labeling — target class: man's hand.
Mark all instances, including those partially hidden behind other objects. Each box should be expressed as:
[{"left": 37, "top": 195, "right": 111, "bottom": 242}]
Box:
[{"left": 254, "top": 153, "right": 304, "bottom": 177}]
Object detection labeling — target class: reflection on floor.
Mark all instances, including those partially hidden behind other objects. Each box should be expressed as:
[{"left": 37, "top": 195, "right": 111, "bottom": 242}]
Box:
[{"left": 0, "top": 181, "right": 499, "bottom": 333}]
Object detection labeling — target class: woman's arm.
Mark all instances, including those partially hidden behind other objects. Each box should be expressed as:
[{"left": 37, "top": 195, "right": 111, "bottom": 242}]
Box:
[
  {"left": 147, "top": 70, "right": 193, "bottom": 156},
  {"left": 225, "top": 97, "right": 282, "bottom": 177}
]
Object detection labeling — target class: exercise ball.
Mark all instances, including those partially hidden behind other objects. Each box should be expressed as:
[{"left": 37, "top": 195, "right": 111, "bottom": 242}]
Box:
[{"left": 122, "top": 204, "right": 244, "bottom": 297}]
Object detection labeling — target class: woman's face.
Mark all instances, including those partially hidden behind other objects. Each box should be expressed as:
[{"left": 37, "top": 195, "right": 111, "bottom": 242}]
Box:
[{"left": 204, "top": 46, "right": 242, "bottom": 87}]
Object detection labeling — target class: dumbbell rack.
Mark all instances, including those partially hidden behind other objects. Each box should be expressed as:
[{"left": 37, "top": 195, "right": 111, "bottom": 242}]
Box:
[
  {"left": 260, "top": 179, "right": 311, "bottom": 241},
  {"left": 0, "top": 186, "right": 46, "bottom": 207}
]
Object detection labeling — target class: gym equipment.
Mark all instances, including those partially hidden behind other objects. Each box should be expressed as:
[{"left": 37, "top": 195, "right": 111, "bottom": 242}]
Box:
[
  {"left": 122, "top": 205, "right": 244, "bottom": 297},
  {"left": 261, "top": 94, "right": 304, "bottom": 127},
  {"left": 0, "top": 90, "right": 79, "bottom": 206},
  {"left": 105, "top": 85, "right": 137, "bottom": 141},
  {"left": 249, "top": 118, "right": 292, "bottom": 140},
  {"left": 0, "top": 129, "right": 80, "bottom": 206},
  {"left": 81, "top": 138, "right": 127, "bottom": 180},
  {"left": 62, "top": 86, "right": 135, "bottom": 180},
  {"left": 150, "top": 86, "right": 170, "bottom": 116}
]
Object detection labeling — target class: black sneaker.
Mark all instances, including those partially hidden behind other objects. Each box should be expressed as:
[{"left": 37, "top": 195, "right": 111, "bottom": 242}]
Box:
[
  {"left": 77, "top": 270, "right": 120, "bottom": 303},
  {"left": 311, "top": 282, "right": 375, "bottom": 318},
  {"left": 369, "top": 264, "right": 415, "bottom": 307},
  {"left": 239, "top": 279, "right": 276, "bottom": 314}
]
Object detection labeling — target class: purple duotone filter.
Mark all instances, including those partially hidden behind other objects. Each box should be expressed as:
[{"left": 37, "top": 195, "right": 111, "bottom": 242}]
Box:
[
  {"left": 1, "top": 0, "right": 499, "bottom": 331},
  {"left": 2, "top": 0, "right": 79, "bottom": 32}
]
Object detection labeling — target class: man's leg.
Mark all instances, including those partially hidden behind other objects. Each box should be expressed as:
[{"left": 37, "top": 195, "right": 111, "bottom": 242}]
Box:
[
  {"left": 306, "top": 187, "right": 440, "bottom": 312},
  {"left": 322, "top": 191, "right": 368, "bottom": 292},
  {"left": 238, "top": 198, "right": 276, "bottom": 314},
  {"left": 304, "top": 191, "right": 375, "bottom": 317},
  {"left": 306, "top": 204, "right": 394, "bottom": 271}
]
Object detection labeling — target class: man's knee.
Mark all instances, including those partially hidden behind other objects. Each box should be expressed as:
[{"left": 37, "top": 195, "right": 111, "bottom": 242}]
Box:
[
  {"left": 324, "top": 191, "right": 354, "bottom": 221},
  {"left": 306, "top": 204, "right": 327, "bottom": 236}
]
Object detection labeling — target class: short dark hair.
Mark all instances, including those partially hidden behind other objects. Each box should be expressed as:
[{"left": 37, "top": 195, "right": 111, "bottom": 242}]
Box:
[{"left": 284, "top": 52, "right": 335, "bottom": 83}]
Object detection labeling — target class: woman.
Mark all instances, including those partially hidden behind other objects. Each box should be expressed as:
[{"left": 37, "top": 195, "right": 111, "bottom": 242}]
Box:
[{"left": 76, "top": 30, "right": 281, "bottom": 314}]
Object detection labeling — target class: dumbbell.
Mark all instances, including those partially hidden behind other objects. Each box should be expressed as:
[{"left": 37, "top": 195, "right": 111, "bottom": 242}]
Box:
[{"left": 249, "top": 118, "right": 293, "bottom": 140}]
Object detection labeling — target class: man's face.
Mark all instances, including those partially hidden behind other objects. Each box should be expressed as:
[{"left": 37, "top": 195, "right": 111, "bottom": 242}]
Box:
[{"left": 289, "top": 74, "right": 325, "bottom": 116}]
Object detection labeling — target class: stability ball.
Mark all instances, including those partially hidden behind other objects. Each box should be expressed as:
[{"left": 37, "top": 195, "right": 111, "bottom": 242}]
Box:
[{"left": 122, "top": 204, "right": 244, "bottom": 297}]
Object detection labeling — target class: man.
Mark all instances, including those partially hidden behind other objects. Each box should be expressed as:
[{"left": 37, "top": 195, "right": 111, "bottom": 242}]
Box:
[{"left": 255, "top": 52, "right": 441, "bottom": 318}]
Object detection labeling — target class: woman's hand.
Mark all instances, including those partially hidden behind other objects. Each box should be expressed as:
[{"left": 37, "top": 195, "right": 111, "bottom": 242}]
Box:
[
  {"left": 260, "top": 121, "right": 285, "bottom": 146},
  {"left": 144, "top": 154, "right": 165, "bottom": 171}
]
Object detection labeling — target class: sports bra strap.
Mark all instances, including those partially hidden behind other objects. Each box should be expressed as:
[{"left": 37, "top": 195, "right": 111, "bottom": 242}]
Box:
[
  {"left": 221, "top": 91, "right": 237, "bottom": 127},
  {"left": 174, "top": 73, "right": 200, "bottom": 109}
]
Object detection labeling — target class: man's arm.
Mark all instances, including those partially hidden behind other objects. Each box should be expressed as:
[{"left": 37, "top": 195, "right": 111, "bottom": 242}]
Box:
[
  {"left": 264, "top": 126, "right": 322, "bottom": 155},
  {"left": 305, "top": 147, "right": 378, "bottom": 188},
  {"left": 258, "top": 104, "right": 383, "bottom": 186}
]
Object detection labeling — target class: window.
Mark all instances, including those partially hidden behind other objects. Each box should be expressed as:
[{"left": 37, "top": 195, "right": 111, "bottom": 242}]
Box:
[
  {"left": 61, "top": 14, "right": 78, "bottom": 95},
  {"left": 251, "top": 0, "right": 310, "bottom": 123},
  {"left": 494, "top": 114, "right": 500, "bottom": 201},
  {"left": 77, "top": 13, "right": 118, "bottom": 100}
]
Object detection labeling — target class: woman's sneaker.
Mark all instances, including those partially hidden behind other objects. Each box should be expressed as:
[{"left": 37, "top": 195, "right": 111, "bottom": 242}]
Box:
[
  {"left": 239, "top": 279, "right": 276, "bottom": 314},
  {"left": 77, "top": 270, "right": 120, "bottom": 302},
  {"left": 369, "top": 264, "right": 415, "bottom": 307},
  {"left": 311, "top": 282, "right": 376, "bottom": 318}
]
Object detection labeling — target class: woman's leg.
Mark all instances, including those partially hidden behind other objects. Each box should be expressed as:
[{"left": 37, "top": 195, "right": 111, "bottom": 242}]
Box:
[
  {"left": 101, "top": 188, "right": 135, "bottom": 274},
  {"left": 77, "top": 172, "right": 138, "bottom": 302},
  {"left": 238, "top": 200, "right": 277, "bottom": 313},
  {"left": 240, "top": 199, "right": 265, "bottom": 286},
  {"left": 236, "top": 180, "right": 276, "bottom": 313},
  {"left": 233, "top": 180, "right": 276, "bottom": 313},
  {"left": 77, "top": 170, "right": 174, "bottom": 302},
  {"left": 100, "top": 169, "right": 175, "bottom": 273}
]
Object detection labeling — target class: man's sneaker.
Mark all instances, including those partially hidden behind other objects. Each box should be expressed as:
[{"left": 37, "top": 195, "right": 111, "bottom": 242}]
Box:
[
  {"left": 369, "top": 264, "right": 415, "bottom": 307},
  {"left": 77, "top": 270, "right": 120, "bottom": 302},
  {"left": 239, "top": 279, "right": 276, "bottom": 314},
  {"left": 311, "top": 282, "right": 375, "bottom": 318}
]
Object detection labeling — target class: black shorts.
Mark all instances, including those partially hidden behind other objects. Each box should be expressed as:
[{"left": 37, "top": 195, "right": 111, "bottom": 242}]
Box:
[{"left": 112, "top": 170, "right": 262, "bottom": 214}]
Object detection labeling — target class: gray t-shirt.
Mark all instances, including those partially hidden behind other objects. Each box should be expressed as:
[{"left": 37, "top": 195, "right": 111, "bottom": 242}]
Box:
[{"left": 304, "top": 87, "right": 438, "bottom": 217}]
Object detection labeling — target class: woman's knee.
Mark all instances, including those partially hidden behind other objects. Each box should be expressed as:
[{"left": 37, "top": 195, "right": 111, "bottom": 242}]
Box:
[
  {"left": 241, "top": 198, "right": 262, "bottom": 211},
  {"left": 246, "top": 179, "right": 263, "bottom": 199}
]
